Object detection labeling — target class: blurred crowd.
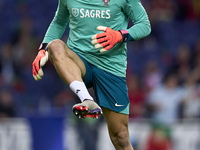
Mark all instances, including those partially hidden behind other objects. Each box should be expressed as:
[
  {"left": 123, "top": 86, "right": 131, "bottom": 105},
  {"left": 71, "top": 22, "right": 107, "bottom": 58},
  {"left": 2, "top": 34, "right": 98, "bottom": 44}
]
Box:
[
  {"left": 0, "top": 0, "right": 200, "bottom": 135},
  {"left": 127, "top": 0, "right": 200, "bottom": 122}
]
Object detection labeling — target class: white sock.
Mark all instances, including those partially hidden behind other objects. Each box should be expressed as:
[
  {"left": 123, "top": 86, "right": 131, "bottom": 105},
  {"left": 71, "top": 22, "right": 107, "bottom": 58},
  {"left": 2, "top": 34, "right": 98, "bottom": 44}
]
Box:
[{"left": 69, "top": 80, "right": 93, "bottom": 102}]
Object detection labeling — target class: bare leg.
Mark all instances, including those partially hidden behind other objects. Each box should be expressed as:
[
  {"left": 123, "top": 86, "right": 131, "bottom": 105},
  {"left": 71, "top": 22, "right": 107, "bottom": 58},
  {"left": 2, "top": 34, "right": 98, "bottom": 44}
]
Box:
[
  {"left": 48, "top": 39, "right": 102, "bottom": 118},
  {"left": 48, "top": 39, "right": 86, "bottom": 85},
  {"left": 102, "top": 107, "right": 134, "bottom": 150}
]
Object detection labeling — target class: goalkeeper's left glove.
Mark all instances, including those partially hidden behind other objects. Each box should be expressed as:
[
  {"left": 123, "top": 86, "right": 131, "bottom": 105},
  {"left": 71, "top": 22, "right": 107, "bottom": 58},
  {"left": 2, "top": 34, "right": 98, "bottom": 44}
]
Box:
[{"left": 91, "top": 26, "right": 128, "bottom": 53}]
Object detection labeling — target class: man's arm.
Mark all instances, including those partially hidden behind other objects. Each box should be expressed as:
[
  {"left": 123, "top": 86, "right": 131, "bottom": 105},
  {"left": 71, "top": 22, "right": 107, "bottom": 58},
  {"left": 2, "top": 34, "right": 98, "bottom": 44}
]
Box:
[
  {"left": 91, "top": 0, "right": 151, "bottom": 52},
  {"left": 123, "top": 0, "right": 151, "bottom": 41},
  {"left": 32, "top": 0, "right": 69, "bottom": 81},
  {"left": 43, "top": 0, "right": 69, "bottom": 43}
]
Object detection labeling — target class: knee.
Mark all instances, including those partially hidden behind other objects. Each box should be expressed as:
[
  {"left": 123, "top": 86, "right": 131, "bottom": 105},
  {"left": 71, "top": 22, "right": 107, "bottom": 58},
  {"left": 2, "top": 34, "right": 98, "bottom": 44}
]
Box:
[
  {"left": 110, "top": 126, "right": 130, "bottom": 148},
  {"left": 47, "top": 39, "right": 66, "bottom": 57}
]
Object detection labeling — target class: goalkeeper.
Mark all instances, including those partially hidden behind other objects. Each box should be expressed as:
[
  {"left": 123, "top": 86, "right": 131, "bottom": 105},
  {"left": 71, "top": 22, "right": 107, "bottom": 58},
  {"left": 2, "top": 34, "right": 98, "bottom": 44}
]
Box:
[{"left": 32, "top": 0, "right": 151, "bottom": 149}]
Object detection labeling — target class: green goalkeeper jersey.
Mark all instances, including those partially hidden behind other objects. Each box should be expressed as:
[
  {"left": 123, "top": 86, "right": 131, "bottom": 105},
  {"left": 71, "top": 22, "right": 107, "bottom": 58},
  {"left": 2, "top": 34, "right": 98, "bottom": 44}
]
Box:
[{"left": 43, "top": 0, "right": 151, "bottom": 77}]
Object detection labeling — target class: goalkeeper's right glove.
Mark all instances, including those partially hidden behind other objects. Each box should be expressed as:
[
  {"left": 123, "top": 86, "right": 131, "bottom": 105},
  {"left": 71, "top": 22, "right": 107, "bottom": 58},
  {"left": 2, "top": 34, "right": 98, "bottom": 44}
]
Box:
[
  {"left": 91, "top": 26, "right": 125, "bottom": 53},
  {"left": 32, "top": 43, "right": 49, "bottom": 81}
]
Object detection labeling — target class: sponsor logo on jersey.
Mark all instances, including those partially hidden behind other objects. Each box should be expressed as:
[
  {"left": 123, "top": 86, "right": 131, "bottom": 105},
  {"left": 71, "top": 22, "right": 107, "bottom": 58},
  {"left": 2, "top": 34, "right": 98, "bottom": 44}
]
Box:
[
  {"left": 102, "top": 0, "right": 110, "bottom": 6},
  {"left": 72, "top": 8, "right": 110, "bottom": 19}
]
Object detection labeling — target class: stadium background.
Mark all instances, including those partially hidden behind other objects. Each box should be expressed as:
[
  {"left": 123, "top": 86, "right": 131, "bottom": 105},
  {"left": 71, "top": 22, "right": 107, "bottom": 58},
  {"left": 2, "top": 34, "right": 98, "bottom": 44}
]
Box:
[{"left": 0, "top": 0, "right": 200, "bottom": 150}]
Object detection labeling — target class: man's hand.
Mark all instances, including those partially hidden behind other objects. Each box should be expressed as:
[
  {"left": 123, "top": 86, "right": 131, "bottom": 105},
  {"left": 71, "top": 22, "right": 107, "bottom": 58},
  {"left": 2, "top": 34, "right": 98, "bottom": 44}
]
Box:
[
  {"left": 32, "top": 44, "right": 48, "bottom": 81},
  {"left": 91, "top": 26, "right": 123, "bottom": 53}
]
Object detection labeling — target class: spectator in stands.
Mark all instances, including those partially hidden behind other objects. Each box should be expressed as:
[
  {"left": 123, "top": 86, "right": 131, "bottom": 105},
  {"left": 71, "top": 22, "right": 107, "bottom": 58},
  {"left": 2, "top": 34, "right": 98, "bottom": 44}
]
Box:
[
  {"left": 0, "top": 42, "right": 15, "bottom": 86},
  {"left": 169, "top": 44, "right": 192, "bottom": 85},
  {"left": 145, "top": 124, "right": 172, "bottom": 150},
  {"left": 12, "top": 17, "right": 38, "bottom": 75},
  {"left": 127, "top": 74, "right": 146, "bottom": 119},
  {"left": 143, "top": 60, "right": 162, "bottom": 93},
  {"left": 176, "top": 0, "right": 196, "bottom": 20},
  {"left": 147, "top": 73, "right": 184, "bottom": 125},
  {"left": 192, "top": 0, "right": 200, "bottom": 19},
  {"left": 148, "top": 0, "right": 177, "bottom": 23},
  {"left": 181, "top": 70, "right": 200, "bottom": 119},
  {"left": 192, "top": 38, "right": 200, "bottom": 70},
  {"left": 0, "top": 89, "right": 16, "bottom": 117}
]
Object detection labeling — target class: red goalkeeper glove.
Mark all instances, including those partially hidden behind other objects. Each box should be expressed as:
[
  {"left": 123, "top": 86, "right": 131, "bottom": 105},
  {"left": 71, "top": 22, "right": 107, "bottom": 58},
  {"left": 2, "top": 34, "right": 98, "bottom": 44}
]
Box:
[
  {"left": 91, "top": 26, "right": 124, "bottom": 53},
  {"left": 32, "top": 43, "right": 49, "bottom": 81}
]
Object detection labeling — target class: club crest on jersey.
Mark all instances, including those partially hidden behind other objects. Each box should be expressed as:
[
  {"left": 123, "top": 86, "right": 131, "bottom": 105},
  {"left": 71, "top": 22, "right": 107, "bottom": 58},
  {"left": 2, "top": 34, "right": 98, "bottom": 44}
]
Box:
[
  {"left": 102, "top": 0, "right": 110, "bottom": 6},
  {"left": 72, "top": 8, "right": 79, "bottom": 17}
]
